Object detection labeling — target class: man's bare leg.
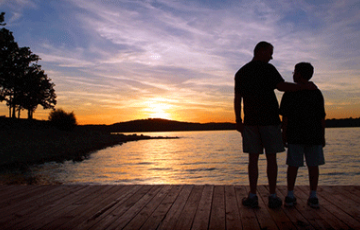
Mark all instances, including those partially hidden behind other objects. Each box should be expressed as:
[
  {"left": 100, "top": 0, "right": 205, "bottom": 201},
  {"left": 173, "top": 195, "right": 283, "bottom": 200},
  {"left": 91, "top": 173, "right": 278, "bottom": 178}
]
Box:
[
  {"left": 266, "top": 153, "right": 278, "bottom": 194},
  {"left": 249, "top": 153, "right": 260, "bottom": 194}
]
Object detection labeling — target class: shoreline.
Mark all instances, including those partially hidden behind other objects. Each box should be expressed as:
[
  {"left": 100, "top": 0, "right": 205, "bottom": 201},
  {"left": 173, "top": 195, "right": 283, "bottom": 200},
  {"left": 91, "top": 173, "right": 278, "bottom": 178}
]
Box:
[{"left": 0, "top": 119, "right": 178, "bottom": 173}]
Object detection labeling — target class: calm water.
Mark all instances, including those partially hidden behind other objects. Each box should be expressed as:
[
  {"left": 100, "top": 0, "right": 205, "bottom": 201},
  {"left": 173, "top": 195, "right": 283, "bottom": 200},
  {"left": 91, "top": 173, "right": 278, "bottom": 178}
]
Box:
[{"left": 30, "top": 127, "right": 360, "bottom": 185}]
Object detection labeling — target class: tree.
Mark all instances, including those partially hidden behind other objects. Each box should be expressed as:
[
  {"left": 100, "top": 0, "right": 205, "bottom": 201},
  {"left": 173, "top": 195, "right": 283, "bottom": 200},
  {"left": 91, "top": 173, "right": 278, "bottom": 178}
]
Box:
[
  {"left": 0, "top": 12, "right": 5, "bottom": 26},
  {"left": 18, "top": 64, "right": 56, "bottom": 119},
  {"left": 0, "top": 12, "right": 56, "bottom": 119},
  {"left": 49, "top": 109, "right": 77, "bottom": 131}
]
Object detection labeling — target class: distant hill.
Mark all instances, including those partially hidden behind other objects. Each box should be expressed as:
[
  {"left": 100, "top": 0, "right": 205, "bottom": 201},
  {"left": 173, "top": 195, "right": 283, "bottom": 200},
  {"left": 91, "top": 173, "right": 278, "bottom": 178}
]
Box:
[
  {"left": 107, "top": 118, "right": 236, "bottom": 132},
  {"left": 325, "top": 117, "right": 360, "bottom": 128},
  {"left": 2, "top": 117, "right": 359, "bottom": 133},
  {"left": 83, "top": 117, "right": 360, "bottom": 133}
]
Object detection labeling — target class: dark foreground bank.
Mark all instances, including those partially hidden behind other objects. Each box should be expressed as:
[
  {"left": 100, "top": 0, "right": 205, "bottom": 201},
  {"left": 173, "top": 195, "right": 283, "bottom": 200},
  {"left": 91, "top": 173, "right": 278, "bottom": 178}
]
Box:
[{"left": 0, "top": 118, "right": 178, "bottom": 171}]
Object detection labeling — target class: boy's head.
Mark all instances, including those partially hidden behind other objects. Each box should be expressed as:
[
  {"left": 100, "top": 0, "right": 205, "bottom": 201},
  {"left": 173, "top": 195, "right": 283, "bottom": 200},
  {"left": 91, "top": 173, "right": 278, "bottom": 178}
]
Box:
[{"left": 293, "top": 62, "right": 314, "bottom": 83}]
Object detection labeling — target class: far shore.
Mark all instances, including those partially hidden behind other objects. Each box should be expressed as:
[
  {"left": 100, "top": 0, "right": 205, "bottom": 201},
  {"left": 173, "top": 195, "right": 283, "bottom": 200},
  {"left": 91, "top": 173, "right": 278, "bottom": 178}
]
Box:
[{"left": 0, "top": 118, "right": 178, "bottom": 172}]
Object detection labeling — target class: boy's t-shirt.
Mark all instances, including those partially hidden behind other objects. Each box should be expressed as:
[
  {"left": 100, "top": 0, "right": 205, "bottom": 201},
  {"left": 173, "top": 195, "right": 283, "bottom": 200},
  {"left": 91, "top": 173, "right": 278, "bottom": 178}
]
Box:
[
  {"left": 280, "top": 89, "right": 326, "bottom": 145},
  {"left": 235, "top": 60, "right": 284, "bottom": 126}
]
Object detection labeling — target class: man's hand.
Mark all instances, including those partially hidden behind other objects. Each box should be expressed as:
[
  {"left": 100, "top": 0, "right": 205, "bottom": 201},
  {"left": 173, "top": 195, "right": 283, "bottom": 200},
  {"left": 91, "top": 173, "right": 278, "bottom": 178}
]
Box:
[
  {"left": 236, "top": 122, "right": 244, "bottom": 135},
  {"left": 282, "top": 133, "right": 288, "bottom": 148},
  {"left": 302, "top": 81, "right": 317, "bottom": 90}
]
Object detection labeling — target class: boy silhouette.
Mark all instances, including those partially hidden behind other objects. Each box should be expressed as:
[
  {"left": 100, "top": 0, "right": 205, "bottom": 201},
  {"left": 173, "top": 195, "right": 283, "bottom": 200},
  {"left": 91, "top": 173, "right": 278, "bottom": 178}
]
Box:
[{"left": 280, "top": 62, "right": 326, "bottom": 208}]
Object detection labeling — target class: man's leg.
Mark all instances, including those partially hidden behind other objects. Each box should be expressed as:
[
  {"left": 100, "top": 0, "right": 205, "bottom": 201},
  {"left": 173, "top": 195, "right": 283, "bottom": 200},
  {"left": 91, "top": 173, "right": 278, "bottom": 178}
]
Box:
[
  {"left": 249, "top": 153, "right": 260, "bottom": 194},
  {"left": 266, "top": 153, "right": 283, "bottom": 208},
  {"left": 266, "top": 153, "right": 277, "bottom": 194}
]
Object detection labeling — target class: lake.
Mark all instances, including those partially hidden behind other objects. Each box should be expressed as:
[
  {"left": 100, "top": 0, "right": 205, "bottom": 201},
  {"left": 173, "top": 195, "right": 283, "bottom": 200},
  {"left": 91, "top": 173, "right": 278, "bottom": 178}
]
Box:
[{"left": 27, "top": 127, "right": 360, "bottom": 185}]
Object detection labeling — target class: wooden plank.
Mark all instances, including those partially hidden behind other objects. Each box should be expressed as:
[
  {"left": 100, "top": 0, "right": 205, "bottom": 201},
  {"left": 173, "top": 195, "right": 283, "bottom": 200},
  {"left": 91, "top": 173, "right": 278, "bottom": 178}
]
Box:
[
  {"left": 0, "top": 185, "right": 58, "bottom": 218},
  {"left": 0, "top": 185, "right": 35, "bottom": 203},
  {"left": 1, "top": 185, "right": 360, "bottom": 230},
  {"left": 88, "top": 185, "right": 152, "bottom": 230},
  {"left": 79, "top": 185, "right": 142, "bottom": 230},
  {"left": 0, "top": 185, "right": 89, "bottom": 229},
  {"left": 339, "top": 186, "right": 360, "bottom": 204},
  {"left": 157, "top": 185, "right": 193, "bottom": 230},
  {"left": 224, "top": 185, "right": 242, "bottom": 230},
  {"left": 0, "top": 185, "right": 52, "bottom": 208},
  {"left": 233, "top": 185, "right": 260, "bottom": 230},
  {"left": 14, "top": 185, "right": 101, "bottom": 229},
  {"left": 122, "top": 185, "right": 173, "bottom": 230},
  {"left": 139, "top": 185, "right": 183, "bottom": 230},
  {"left": 191, "top": 185, "right": 214, "bottom": 230},
  {"left": 106, "top": 185, "right": 163, "bottom": 230},
  {"left": 172, "top": 185, "right": 204, "bottom": 230},
  {"left": 317, "top": 185, "right": 360, "bottom": 222},
  {"left": 47, "top": 185, "right": 124, "bottom": 229},
  {"left": 208, "top": 185, "right": 226, "bottom": 230},
  {"left": 311, "top": 186, "right": 360, "bottom": 229},
  {"left": 292, "top": 186, "right": 334, "bottom": 229},
  {"left": 251, "top": 186, "right": 279, "bottom": 230},
  {"left": 276, "top": 186, "right": 315, "bottom": 230}
]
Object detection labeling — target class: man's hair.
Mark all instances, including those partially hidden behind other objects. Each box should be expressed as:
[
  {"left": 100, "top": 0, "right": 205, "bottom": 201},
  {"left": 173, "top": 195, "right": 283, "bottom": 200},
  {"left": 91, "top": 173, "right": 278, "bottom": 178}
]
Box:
[
  {"left": 254, "top": 41, "right": 273, "bottom": 55},
  {"left": 295, "top": 62, "right": 314, "bottom": 80}
]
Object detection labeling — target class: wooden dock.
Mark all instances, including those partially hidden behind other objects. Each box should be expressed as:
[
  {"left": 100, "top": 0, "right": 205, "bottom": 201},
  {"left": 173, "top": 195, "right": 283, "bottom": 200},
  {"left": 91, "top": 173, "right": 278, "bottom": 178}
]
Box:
[{"left": 0, "top": 185, "right": 359, "bottom": 229}]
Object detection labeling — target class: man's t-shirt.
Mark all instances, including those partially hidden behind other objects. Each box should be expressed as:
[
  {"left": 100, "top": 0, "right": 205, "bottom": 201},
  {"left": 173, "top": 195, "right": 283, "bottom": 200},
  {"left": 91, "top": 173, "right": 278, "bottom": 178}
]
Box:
[
  {"left": 280, "top": 89, "right": 326, "bottom": 144},
  {"left": 235, "top": 60, "right": 284, "bottom": 126}
]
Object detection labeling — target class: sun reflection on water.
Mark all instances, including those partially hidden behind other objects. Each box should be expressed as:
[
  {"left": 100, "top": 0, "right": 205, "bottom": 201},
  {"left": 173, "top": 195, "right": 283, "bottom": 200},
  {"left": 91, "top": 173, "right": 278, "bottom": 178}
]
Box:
[{"left": 28, "top": 128, "right": 360, "bottom": 185}]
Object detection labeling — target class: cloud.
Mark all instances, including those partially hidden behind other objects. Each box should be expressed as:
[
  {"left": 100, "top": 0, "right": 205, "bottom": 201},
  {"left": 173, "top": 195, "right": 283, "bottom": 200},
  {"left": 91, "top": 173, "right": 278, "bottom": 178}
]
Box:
[{"left": 1, "top": 0, "right": 359, "bottom": 122}]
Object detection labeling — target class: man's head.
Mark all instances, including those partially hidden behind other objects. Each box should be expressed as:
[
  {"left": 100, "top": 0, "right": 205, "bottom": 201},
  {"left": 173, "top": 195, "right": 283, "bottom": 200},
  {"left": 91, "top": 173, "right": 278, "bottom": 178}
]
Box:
[
  {"left": 293, "top": 62, "right": 314, "bottom": 83},
  {"left": 253, "top": 41, "right": 273, "bottom": 63}
]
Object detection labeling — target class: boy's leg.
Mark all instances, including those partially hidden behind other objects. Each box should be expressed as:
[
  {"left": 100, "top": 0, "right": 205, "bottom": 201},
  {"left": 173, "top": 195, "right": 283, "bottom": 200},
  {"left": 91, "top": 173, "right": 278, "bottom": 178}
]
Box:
[
  {"left": 308, "top": 166, "right": 319, "bottom": 192},
  {"left": 287, "top": 166, "right": 299, "bottom": 192},
  {"left": 304, "top": 145, "right": 323, "bottom": 209},
  {"left": 285, "top": 166, "right": 299, "bottom": 207},
  {"left": 285, "top": 144, "right": 303, "bottom": 207}
]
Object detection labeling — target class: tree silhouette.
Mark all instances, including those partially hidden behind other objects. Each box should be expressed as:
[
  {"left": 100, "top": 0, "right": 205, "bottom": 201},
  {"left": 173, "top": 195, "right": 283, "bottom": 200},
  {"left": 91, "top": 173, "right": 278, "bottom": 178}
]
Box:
[
  {"left": 49, "top": 109, "right": 77, "bottom": 131},
  {"left": 0, "top": 12, "right": 56, "bottom": 119},
  {"left": 19, "top": 64, "right": 57, "bottom": 119}
]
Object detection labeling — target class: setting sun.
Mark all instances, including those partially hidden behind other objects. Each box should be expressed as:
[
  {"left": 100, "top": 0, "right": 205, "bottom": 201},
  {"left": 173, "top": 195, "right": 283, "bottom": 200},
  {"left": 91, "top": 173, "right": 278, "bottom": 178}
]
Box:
[{"left": 144, "top": 98, "right": 173, "bottom": 120}]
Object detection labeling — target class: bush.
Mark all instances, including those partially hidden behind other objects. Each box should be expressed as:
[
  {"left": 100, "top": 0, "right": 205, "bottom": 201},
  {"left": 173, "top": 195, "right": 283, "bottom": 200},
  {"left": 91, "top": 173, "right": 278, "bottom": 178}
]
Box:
[{"left": 48, "top": 109, "right": 77, "bottom": 131}]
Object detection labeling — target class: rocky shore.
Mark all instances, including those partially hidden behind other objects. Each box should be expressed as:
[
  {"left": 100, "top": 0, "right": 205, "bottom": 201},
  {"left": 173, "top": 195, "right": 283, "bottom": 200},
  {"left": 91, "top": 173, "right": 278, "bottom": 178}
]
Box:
[{"left": 0, "top": 118, "right": 178, "bottom": 171}]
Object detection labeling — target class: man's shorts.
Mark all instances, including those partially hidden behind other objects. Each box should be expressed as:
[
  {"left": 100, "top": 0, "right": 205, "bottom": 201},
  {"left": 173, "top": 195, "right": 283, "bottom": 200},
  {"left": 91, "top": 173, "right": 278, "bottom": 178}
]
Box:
[
  {"left": 287, "top": 144, "right": 325, "bottom": 167},
  {"left": 242, "top": 125, "right": 285, "bottom": 154}
]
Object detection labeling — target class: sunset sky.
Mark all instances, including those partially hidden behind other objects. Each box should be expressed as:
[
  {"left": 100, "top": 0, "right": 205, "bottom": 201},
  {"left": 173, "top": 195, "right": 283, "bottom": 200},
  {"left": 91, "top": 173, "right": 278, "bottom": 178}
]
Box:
[{"left": 1, "top": 0, "right": 359, "bottom": 125}]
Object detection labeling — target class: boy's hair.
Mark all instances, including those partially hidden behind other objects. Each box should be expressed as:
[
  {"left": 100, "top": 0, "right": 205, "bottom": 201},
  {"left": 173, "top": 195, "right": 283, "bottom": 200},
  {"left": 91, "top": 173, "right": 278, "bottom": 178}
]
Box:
[
  {"left": 254, "top": 41, "right": 273, "bottom": 55},
  {"left": 295, "top": 62, "right": 314, "bottom": 80}
]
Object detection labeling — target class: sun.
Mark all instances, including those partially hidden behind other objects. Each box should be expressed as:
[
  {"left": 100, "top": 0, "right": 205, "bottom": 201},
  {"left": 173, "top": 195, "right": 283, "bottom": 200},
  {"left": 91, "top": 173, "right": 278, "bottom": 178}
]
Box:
[{"left": 144, "top": 99, "right": 173, "bottom": 120}]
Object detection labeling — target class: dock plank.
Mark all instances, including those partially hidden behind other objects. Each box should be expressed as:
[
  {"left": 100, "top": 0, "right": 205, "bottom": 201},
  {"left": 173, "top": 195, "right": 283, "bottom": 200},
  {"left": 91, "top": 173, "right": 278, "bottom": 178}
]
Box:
[
  {"left": 0, "top": 185, "right": 359, "bottom": 230},
  {"left": 191, "top": 185, "right": 213, "bottom": 230},
  {"left": 234, "top": 185, "right": 261, "bottom": 230},
  {"left": 208, "top": 185, "right": 225, "bottom": 230}
]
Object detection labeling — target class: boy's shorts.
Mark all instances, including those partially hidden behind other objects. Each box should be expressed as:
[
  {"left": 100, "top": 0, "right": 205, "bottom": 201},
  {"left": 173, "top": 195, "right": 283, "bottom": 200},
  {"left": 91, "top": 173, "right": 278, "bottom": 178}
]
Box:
[
  {"left": 242, "top": 125, "right": 285, "bottom": 154},
  {"left": 287, "top": 144, "right": 325, "bottom": 167}
]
